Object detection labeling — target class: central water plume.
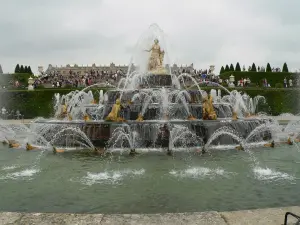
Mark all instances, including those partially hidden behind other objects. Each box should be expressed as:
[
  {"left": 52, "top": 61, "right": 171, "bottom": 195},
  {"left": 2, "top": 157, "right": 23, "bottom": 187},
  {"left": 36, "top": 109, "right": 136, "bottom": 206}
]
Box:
[
  {"left": 160, "top": 87, "right": 169, "bottom": 119},
  {"left": 120, "top": 24, "right": 171, "bottom": 95}
]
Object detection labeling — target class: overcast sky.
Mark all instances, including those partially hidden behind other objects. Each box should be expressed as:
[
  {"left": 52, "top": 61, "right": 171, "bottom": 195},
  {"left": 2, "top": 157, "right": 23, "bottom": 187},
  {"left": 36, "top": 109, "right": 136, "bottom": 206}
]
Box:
[{"left": 0, "top": 0, "right": 300, "bottom": 74}]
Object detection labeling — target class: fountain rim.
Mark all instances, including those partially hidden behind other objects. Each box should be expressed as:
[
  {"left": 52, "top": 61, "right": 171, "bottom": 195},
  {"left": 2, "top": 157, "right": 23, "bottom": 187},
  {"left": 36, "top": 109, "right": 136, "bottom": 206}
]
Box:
[{"left": 33, "top": 117, "right": 266, "bottom": 126}]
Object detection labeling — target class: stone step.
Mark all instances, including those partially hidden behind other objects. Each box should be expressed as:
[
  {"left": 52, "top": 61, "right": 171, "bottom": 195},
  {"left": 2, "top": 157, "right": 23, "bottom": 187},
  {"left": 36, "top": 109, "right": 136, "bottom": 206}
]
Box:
[{"left": 0, "top": 206, "right": 299, "bottom": 225}]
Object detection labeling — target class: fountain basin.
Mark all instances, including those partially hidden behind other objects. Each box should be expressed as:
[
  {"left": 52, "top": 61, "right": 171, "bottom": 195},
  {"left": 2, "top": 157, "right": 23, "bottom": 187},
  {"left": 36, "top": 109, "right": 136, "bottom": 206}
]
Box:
[{"left": 34, "top": 118, "right": 271, "bottom": 147}]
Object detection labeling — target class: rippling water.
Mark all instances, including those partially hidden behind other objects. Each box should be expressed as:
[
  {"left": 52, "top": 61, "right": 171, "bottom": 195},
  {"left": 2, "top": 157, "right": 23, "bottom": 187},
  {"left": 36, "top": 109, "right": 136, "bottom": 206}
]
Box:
[{"left": 0, "top": 145, "right": 299, "bottom": 213}]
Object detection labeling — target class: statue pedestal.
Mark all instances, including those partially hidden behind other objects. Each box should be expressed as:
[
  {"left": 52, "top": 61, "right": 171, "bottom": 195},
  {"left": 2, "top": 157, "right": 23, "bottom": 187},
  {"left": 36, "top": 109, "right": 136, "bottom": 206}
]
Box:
[
  {"left": 229, "top": 75, "right": 235, "bottom": 88},
  {"left": 28, "top": 77, "right": 34, "bottom": 91},
  {"left": 228, "top": 83, "right": 235, "bottom": 88},
  {"left": 144, "top": 74, "right": 172, "bottom": 87}
]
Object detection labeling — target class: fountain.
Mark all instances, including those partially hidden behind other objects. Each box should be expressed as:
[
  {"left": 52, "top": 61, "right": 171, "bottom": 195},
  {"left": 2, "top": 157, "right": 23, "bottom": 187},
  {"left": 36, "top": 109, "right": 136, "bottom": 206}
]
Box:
[{"left": 31, "top": 24, "right": 272, "bottom": 153}]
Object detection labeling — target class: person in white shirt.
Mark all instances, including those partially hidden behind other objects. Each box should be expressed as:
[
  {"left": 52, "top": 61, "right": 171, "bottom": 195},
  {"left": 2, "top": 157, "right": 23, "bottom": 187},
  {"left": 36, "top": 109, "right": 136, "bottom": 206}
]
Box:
[
  {"left": 1, "top": 107, "right": 7, "bottom": 119},
  {"left": 289, "top": 79, "right": 293, "bottom": 87},
  {"left": 284, "top": 78, "right": 287, "bottom": 88}
]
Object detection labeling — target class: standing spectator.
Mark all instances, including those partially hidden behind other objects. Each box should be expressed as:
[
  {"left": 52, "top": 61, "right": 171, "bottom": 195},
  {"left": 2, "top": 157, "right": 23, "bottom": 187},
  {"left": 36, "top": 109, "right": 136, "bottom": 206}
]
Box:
[
  {"left": 289, "top": 78, "right": 293, "bottom": 87},
  {"left": 246, "top": 77, "right": 251, "bottom": 86},
  {"left": 1, "top": 107, "right": 7, "bottom": 119},
  {"left": 284, "top": 77, "right": 287, "bottom": 88},
  {"left": 243, "top": 78, "right": 247, "bottom": 87}
]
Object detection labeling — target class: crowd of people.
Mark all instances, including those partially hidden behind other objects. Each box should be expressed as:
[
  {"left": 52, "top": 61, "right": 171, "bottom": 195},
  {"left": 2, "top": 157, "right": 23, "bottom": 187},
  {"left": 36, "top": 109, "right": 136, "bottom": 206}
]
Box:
[
  {"left": 30, "top": 67, "right": 255, "bottom": 89},
  {"left": 33, "top": 69, "right": 127, "bottom": 88},
  {"left": 0, "top": 107, "right": 23, "bottom": 120},
  {"left": 4, "top": 64, "right": 299, "bottom": 89},
  {"left": 29, "top": 67, "right": 222, "bottom": 88}
]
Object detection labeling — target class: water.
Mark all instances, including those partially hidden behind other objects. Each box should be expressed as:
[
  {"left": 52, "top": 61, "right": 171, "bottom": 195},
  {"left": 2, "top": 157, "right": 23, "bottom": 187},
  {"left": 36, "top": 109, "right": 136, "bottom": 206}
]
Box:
[{"left": 0, "top": 144, "right": 299, "bottom": 214}]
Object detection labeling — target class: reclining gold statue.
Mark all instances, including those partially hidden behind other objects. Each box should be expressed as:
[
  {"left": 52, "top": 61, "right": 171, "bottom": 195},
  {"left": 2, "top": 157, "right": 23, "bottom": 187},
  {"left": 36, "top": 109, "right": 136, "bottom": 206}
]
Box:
[{"left": 105, "top": 98, "right": 126, "bottom": 122}]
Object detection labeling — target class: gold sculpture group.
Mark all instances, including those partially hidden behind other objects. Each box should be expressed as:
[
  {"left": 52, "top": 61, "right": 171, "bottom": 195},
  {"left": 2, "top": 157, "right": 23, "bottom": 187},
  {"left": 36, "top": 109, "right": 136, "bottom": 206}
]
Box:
[{"left": 105, "top": 94, "right": 219, "bottom": 122}]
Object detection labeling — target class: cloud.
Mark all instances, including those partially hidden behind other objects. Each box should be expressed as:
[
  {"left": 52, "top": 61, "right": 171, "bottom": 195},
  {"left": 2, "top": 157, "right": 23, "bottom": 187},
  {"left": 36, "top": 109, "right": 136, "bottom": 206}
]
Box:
[{"left": 0, "top": 0, "right": 299, "bottom": 73}]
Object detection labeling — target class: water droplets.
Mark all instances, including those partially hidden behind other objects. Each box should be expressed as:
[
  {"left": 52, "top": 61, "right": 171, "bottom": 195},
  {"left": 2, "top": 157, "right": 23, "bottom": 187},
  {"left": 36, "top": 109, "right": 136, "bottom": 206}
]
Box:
[
  {"left": 169, "top": 167, "right": 234, "bottom": 179},
  {"left": 78, "top": 169, "right": 146, "bottom": 186},
  {"left": 253, "top": 166, "right": 295, "bottom": 182}
]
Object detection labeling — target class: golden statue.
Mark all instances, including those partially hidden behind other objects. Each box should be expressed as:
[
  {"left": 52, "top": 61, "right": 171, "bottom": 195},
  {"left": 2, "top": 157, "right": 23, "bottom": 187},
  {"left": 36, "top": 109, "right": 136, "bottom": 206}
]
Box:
[
  {"left": 245, "top": 112, "right": 253, "bottom": 118},
  {"left": 62, "top": 104, "right": 67, "bottom": 114},
  {"left": 136, "top": 113, "right": 144, "bottom": 122},
  {"left": 83, "top": 114, "right": 90, "bottom": 121},
  {"left": 57, "top": 104, "right": 67, "bottom": 119},
  {"left": 26, "top": 143, "right": 39, "bottom": 151},
  {"left": 232, "top": 112, "right": 238, "bottom": 120},
  {"left": 8, "top": 140, "right": 21, "bottom": 148},
  {"left": 202, "top": 95, "right": 217, "bottom": 120},
  {"left": 105, "top": 98, "right": 126, "bottom": 122},
  {"left": 187, "top": 114, "right": 197, "bottom": 120},
  {"left": 146, "top": 39, "right": 166, "bottom": 74},
  {"left": 91, "top": 99, "right": 97, "bottom": 104},
  {"left": 68, "top": 114, "right": 73, "bottom": 121}
]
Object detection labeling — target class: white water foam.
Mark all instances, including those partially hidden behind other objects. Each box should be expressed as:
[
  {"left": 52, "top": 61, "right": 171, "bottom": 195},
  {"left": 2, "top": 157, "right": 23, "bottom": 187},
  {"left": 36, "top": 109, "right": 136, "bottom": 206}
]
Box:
[
  {"left": 0, "top": 168, "right": 40, "bottom": 180},
  {"left": 169, "top": 167, "right": 234, "bottom": 179},
  {"left": 253, "top": 167, "right": 295, "bottom": 182},
  {"left": 80, "top": 169, "right": 145, "bottom": 186},
  {"left": 1, "top": 165, "right": 19, "bottom": 171}
]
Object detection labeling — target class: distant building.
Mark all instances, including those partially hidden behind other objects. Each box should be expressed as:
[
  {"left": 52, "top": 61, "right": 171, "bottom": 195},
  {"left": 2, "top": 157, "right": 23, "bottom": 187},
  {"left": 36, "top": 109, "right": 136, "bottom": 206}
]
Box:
[
  {"left": 44, "top": 63, "right": 194, "bottom": 75},
  {"left": 0, "top": 65, "right": 3, "bottom": 74},
  {"left": 45, "top": 63, "right": 130, "bottom": 76}
]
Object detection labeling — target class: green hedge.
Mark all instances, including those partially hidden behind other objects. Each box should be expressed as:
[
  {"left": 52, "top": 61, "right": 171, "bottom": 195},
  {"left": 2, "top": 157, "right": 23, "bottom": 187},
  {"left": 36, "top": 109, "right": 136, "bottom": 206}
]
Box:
[
  {"left": 0, "top": 73, "right": 32, "bottom": 87},
  {"left": 242, "top": 89, "right": 299, "bottom": 115},
  {"left": 200, "top": 87, "right": 299, "bottom": 115},
  {"left": 0, "top": 89, "right": 108, "bottom": 119},
  {"left": 0, "top": 88, "right": 299, "bottom": 118},
  {"left": 220, "top": 71, "right": 296, "bottom": 87}
]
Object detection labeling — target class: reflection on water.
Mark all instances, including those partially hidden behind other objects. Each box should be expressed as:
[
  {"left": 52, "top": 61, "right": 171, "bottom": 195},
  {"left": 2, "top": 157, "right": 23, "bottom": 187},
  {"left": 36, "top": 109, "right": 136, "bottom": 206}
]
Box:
[{"left": 0, "top": 144, "right": 299, "bottom": 214}]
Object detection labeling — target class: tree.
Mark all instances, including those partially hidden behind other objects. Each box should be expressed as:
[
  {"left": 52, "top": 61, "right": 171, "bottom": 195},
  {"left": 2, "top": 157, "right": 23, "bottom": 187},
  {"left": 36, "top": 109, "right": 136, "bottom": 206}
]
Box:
[
  {"left": 20, "top": 65, "right": 24, "bottom": 73},
  {"left": 235, "top": 62, "right": 241, "bottom": 72},
  {"left": 24, "top": 66, "right": 28, "bottom": 73},
  {"left": 15, "top": 64, "right": 20, "bottom": 73},
  {"left": 28, "top": 66, "right": 33, "bottom": 75},
  {"left": 225, "top": 64, "right": 230, "bottom": 72},
  {"left": 282, "top": 62, "right": 289, "bottom": 73},
  {"left": 229, "top": 64, "right": 235, "bottom": 71},
  {"left": 220, "top": 66, "right": 225, "bottom": 74},
  {"left": 251, "top": 63, "right": 257, "bottom": 72},
  {"left": 266, "top": 63, "right": 272, "bottom": 72}
]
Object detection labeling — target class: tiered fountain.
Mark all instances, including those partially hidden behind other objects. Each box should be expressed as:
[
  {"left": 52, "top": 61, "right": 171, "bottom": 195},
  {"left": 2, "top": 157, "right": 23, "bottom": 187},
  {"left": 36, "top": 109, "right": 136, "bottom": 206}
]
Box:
[{"left": 33, "top": 24, "right": 271, "bottom": 152}]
